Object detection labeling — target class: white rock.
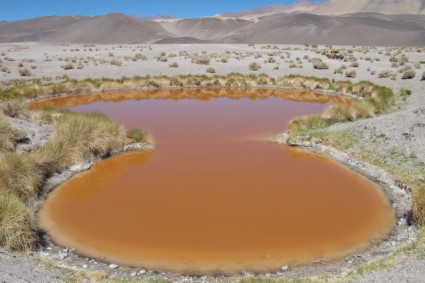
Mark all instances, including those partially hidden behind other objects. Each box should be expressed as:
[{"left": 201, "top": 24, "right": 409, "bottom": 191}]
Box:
[
  {"left": 138, "top": 269, "right": 146, "bottom": 275},
  {"left": 109, "top": 263, "right": 119, "bottom": 269},
  {"left": 130, "top": 272, "right": 137, "bottom": 277},
  {"left": 281, "top": 265, "right": 289, "bottom": 271},
  {"left": 83, "top": 264, "right": 88, "bottom": 269}
]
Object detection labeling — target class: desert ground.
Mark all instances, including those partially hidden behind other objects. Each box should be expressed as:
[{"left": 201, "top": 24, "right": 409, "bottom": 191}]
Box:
[{"left": 1, "top": 42, "right": 425, "bottom": 282}]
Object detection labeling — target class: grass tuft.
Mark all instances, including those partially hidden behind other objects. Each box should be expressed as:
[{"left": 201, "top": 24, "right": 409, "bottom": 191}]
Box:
[
  {"left": 127, "top": 128, "right": 152, "bottom": 144},
  {"left": 0, "top": 190, "right": 36, "bottom": 252}
]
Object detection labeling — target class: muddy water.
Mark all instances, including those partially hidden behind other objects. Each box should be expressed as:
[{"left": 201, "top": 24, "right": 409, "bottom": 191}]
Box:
[{"left": 36, "top": 89, "right": 394, "bottom": 275}]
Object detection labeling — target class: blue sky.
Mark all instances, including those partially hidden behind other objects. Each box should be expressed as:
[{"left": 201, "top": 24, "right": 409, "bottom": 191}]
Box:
[{"left": 1, "top": 0, "right": 323, "bottom": 21}]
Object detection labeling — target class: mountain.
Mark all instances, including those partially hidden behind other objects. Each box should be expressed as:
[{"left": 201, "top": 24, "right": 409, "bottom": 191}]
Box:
[
  {"left": 1, "top": 1, "right": 425, "bottom": 46},
  {"left": 218, "top": 0, "right": 425, "bottom": 18},
  {"left": 314, "top": 0, "right": 425, "bottom": 15},
  {"left": 218, "top": 1, "right": 320, "bottom": 19}
]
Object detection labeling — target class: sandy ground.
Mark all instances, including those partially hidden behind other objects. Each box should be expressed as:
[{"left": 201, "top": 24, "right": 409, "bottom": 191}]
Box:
[{"left": 1, "top": 43, "right": 425, "bottom": 282}]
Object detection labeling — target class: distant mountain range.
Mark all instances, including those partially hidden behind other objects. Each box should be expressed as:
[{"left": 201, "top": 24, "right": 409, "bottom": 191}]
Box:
[{"left": 0, "top": 0, "right": 424, "bottom": 46}]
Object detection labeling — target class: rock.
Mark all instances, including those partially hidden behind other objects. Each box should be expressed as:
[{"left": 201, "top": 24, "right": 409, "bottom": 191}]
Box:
[
  {"left": 138, "top": 269, "right": 146, "bottom": 275},
  {"left": 83, "top": 264, "right": 87, "bottom": 269},
  {"left": 130, "top": 272, "right": 137, "bottom": 277},
  {"left": 281, "top": 265, "right": 289, "bottom": 271},
  {"left": 109, "top": 263, "right": 119, "bottom": 269}
]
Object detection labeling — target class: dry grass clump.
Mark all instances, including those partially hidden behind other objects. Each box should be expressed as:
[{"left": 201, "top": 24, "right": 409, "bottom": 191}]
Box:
[
  {"left": 1, "top": 99, "right": 24, "bottom": 118},
  {"left": 345, "top": 70, "right": 356, "bottom": 78},
  {"left": 0, "top": 190, "right": 36, "bottom": 251},
  {"left": 413, "top": 188, "right": 425, "bottom": 226},
  {"left": 206, "top": 67, "right": 216, "bottom": 74},
  {"left": 0, "top": 115, "right": 23, "bottom": 151},
  {"left": 127, "top": 128, "right": 152, "bottom": 144},
  {"left": 249, "top": 62, "right": 261, "bottom": 71},
  {"left": 61, "top": 62, "right": 75, "bottom": 70},
  {"left": 192, "top": 54, "right": 210, "bottom": 65},
  {"left": 168, "top": 62, "right": 178, "bottom": 68},
  {"left": 312, "top": 59, "right": 329, "bottom": 70},
  {"left": 18, "top": 68, "right": 32, "bottom": 77},
  {"left": 401, "top": 69, "right": 416, "bottom": 80},
  {"left": 35, "top": 112, "right": 126, "bottom": 171},
  {"left": 288, "top": 114, "right": 330, "bottom": 133},
  {"left": 288, "top": 82, "right": 394, "bottom": 135},
  {"left": 278, "top": 75, "right": 331, "bottom": 91},
  {"left": 0, "top": 153, "right": 42, "bottom": 201}
]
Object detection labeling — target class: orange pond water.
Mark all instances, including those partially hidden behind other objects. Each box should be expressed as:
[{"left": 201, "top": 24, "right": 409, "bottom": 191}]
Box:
[{"left": 35, "top": 89, "right": 394, "bottom": 275}]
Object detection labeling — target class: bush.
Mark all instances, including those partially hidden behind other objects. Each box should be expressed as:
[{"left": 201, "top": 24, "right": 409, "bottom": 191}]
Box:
[
  {"left": 249, "top": 62, "right": 261, "bottom": 71},
  {"left": 400, "top": 89, "right": 412, "bottom": 96},
  {"left": 401, "top": 69, "right": 416, "bottom": 80},
  {"left": 61, "top": 62, "right": 75, "bottom": 70},
  {"left": 192, "top": 55, "right": 210, "bottom": 65},
  {"left": 345, "top": 70, "right": 357, "bottom": 78},
  {"left": 127, "top": 128, "right": 152, "bottom": 143},
  {"left": 18, "top": 68, "right": 32, "bottom": 77},
  {"left": 206, "top": 67, "right": 216, "bottom": 74},
  {"left": 168, "top": 62, "right": 178, "bottom": 68},
  {"left": 313, "top": 61, "right": 329, "bottom": 70}
]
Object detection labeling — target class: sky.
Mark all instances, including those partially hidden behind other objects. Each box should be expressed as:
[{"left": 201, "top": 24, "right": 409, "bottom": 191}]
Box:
[{"left": 1, "top": 0, "right": 323, "bottom": 21}]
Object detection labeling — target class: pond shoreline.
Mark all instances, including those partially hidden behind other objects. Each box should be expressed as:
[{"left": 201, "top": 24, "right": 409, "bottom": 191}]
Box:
[{"left": 26, "top": 86, "right": 418, "bottom": 282}]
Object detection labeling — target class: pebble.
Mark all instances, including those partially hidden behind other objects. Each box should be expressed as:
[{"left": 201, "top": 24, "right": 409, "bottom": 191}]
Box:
[
  {"left": 109, "top": 263, "right": 119, "bottom": 269},
  {"left": 281, "top": 265, "right": 289, "bottom": 271}
]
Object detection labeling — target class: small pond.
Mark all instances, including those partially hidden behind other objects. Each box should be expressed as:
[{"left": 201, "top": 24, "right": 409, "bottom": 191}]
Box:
[{"left": 34, "top": 88, "right": 394, "bottom": 275}]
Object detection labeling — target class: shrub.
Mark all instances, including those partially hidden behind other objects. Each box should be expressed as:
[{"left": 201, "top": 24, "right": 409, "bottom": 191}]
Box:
[
  {"left": 0, "top": 191, "right": 36, "bottom": 251},
  {"left": 192, "top": 55, "right": 210, "bottom": 65},
  {"left": 378, "top": 70, "right": 395, "bottom": 78},
  {"left": 61, "top": 62, "right": 75, "bottom": 70},
  {"left": 345, "top": 70, "right": 357, "bottom": 78},
  {"left": 313, "top": 61, "right": 329, "bottom": 70},
  {"left": 249, "top": 62, "right": 261, "bottom": 71},
  {"left": 206, "top": 67, "right": 216, "bottom": 74},
  {"left": 110, "top": 59, "right": 122, "bottom": 67},
  {"left": 127, "top": 128, "right": 152, "bottom": 143},
  {"left": 422, "top": 71, "right": 425, "bottom": 81},
  {"left": 350, "top": 61, "right": 359, "bottom": 68},
  {"left": 401, "top": 69, "right": 416, "bottom": 79},
  {"left": 168, "top": 62, "right": 178, "bottom": 68},
  {"left": 18, "top": 68, "right": 32, "bottom": 77}
]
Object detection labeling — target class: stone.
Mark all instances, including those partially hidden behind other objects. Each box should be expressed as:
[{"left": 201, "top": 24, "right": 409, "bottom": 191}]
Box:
[
  {"left": 130, "top": 272, "right": 137, "bottom": 277},
  {"left": 138, "top": 269, "right": 146, "bottom": 275},
  {"left": 281, "top": 265, "right": 289, "bottom": 271},
  {"left": 83, "top": 264, "right": 87, "bottom": 269},
  {"left": 109, "top": 263, "right": 119, "bottom": 269}
]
